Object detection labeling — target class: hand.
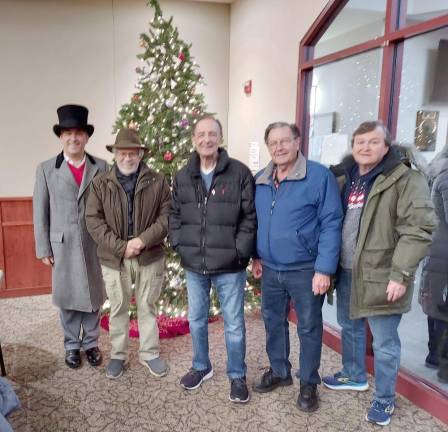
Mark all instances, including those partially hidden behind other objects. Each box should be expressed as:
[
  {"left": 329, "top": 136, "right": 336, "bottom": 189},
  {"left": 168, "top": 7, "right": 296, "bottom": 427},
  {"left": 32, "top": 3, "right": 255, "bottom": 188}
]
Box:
[
  {"left": 386, "top": 280, "right": 406, "bottom": 302},
  {"left": 42, "top": 256, "right": 54, "bottom": 266},
  {"left": 251, "top": 259, "right": 263, "bottom": 279},
  {"left": 312, "top": 272, "right": 330, "bottom": 295},
  {"left": 124, "top": 238, "right": 144, "bottom": 258},
  {"left": 128, "top": 237, "right": 145, "bottom": 251}
]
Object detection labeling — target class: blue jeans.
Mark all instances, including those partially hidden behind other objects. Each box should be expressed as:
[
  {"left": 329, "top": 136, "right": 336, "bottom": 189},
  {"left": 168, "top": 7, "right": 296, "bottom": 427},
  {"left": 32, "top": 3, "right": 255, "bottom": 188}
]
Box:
[
  {"left": 261, "top": 266, "right": 323, "bottom": 385},
  {"left": 336, "top": 268, "right": 402, "bottom": 404},
  {"left": 185, "top": 270, "right": 247, "bottom": 379},
  {"left": 336, "top": 269, "right": 367, "bottom": 382}
]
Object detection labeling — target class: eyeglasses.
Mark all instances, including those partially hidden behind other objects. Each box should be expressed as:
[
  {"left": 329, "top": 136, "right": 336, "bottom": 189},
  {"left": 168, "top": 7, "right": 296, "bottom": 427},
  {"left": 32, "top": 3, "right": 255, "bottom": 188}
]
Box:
[
  {"left": 115, "top": 150, "right": 141, "bottom": 159},
  {"left": 266, "top": 137, "right": 295, "bottom": 149}
]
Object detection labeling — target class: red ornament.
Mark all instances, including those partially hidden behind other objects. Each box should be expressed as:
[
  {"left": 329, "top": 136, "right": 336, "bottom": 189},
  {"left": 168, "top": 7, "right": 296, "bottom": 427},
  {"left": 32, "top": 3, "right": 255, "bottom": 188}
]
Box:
[
  {"left": 132, "top": 94, "right": 140, "bottom": 102},
  {"left": 163, "top": 150, "right": 174, "bottom": 162},
  {"left": 178, "top": 51, "right": 185, "bottom": 62}
]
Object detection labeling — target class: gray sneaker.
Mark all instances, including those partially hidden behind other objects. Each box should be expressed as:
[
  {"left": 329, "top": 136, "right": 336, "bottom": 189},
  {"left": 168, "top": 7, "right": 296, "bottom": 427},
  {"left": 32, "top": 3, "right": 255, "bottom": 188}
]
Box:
[
  {"left": 106, "top": 359, "right": 125, "bottom": 379},
  {"left": 140, "top": 357, "right": 168, "bottom": 377}
]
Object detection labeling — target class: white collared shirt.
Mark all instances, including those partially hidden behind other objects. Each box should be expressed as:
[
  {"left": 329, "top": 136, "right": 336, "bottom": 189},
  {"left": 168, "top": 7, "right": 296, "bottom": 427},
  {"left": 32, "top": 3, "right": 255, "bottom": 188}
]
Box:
[{"left": 64, "top": 153, "right": 86, "bottom": 168}]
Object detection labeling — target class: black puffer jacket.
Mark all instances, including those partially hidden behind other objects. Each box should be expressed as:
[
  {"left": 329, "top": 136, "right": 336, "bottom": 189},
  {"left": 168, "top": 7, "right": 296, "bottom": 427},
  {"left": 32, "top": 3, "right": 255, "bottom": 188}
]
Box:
[{"left": 169, "top": 148, "right": 256, "bottom": 274}]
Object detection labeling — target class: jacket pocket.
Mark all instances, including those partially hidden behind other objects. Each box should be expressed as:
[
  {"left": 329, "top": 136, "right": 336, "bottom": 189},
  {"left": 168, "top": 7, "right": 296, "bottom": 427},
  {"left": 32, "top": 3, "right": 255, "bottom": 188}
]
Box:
[
  {"left": 412, "top": 199, "right": 436, "bottom": 226},
  {"left": 296, "top": 229, "right": 317, "bottom": 257},
  {"left": 361, "top": 269, "right": 390, "bottom": 307},
  {"left": 360, "top": 248, "right": 394, "bottom": 269},
  {"left": 50, "top": 231, "right": 64, "bottom": 243}
]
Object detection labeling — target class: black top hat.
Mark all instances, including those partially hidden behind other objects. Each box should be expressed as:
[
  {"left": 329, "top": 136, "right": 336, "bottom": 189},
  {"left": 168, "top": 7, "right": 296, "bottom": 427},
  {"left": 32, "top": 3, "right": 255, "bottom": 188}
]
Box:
[{"left": 53, "top": 104, "right": 94, "bottom": 137}]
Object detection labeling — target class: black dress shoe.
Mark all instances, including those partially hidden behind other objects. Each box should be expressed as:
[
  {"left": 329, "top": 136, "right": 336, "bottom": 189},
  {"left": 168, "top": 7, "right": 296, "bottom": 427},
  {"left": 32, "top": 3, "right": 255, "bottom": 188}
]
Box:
[
  {"left": 65, "top": 349, "right": 81, "bottom": 369},
  {"left": 297, "top": 382, "right": 318, "bottom": 412},
  {"left": 253, "top": 367, "right": 293, "bottom": 393},
  {"left": 85, "top": 347, "right": 102, "bottom": 367}
]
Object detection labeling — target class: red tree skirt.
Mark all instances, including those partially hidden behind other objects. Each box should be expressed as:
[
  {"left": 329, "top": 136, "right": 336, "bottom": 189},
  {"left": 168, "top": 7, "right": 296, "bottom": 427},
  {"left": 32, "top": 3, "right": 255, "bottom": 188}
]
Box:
[{"left": 100, "top": 314, "right": 219, "bottom": 339}]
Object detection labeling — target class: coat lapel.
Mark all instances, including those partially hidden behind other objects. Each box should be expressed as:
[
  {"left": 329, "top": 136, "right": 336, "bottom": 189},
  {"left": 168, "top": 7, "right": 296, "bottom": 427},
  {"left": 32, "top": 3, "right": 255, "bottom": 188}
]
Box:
[
  {"left": 56, "top": 158, "right": 79, "bottom": 197},
  {"left": 78, "top": 156, "right": 98, "bottom": 201}
]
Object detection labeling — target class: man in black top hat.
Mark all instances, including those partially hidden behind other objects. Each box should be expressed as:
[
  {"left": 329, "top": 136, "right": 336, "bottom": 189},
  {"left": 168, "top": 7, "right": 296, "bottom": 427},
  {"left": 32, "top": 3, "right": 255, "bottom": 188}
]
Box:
[{"left": 33, "top": 104, "right": 108, "bottom": 369}]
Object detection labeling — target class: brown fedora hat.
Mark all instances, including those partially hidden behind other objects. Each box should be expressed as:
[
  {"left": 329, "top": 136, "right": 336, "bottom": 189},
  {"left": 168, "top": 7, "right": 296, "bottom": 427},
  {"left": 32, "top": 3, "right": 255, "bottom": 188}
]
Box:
[{"left": 106, "top": 128, "right": 148, "bottom": 153}]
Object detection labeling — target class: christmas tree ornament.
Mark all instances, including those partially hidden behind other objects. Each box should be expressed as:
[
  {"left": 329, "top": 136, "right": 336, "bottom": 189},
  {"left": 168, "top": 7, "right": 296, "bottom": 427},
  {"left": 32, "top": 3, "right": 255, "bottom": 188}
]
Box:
[
  {"left": 163, "top": 150, "right": 174, "bottom": 162},
  {"left": 111, "top": 0, "right": 260, "bottom": 327},
  {"left": 179, "top": 118, "right": 189, "bottom": 129}
]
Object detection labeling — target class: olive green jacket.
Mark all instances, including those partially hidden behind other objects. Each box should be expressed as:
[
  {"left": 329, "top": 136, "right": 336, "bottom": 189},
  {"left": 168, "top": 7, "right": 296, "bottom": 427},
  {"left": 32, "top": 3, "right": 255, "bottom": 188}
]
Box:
[{"left": 332, "top": 149, "right": 436, "bottom": 319}]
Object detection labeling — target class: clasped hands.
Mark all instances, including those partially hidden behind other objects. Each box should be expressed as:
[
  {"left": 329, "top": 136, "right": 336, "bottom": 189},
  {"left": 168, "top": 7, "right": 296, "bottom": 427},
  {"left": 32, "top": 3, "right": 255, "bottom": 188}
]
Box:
[{"left": 124, "top": 237, "right": 145, "bottom": 258}]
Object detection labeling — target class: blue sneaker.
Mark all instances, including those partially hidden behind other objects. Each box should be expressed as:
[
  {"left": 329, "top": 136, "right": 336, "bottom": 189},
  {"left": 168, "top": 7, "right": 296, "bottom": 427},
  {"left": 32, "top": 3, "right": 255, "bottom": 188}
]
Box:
[
  {"left": 322, "top": 372, "right": 369, "bottom": 391},
  {"left": 180, "top": 367, "right": 213, "bottom": 390},
  {"left": 366, "top": 400, "right": 395, "bottom": 426}
]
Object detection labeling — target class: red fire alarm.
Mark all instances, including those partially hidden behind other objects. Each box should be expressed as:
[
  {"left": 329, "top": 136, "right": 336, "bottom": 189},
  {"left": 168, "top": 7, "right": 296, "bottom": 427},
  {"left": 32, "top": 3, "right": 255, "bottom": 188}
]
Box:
[{"left": 244, "top": 80, "right": 252, "bottom": 95}]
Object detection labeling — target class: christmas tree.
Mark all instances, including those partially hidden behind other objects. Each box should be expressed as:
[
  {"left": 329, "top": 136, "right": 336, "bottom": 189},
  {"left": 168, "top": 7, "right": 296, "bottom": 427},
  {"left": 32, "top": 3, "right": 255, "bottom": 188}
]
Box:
[{"left": 112, "top": 0, "right": 260, "bottom": 325}]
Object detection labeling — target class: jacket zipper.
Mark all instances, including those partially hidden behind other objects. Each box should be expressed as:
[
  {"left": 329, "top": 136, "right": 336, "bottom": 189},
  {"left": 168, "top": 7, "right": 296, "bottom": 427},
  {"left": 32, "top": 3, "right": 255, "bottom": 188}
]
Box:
[
  {"left": 133, "top": 179, "right": 150, "bottom": 241},
  {"left": 200, "top": 175, "right": 218, "bottom": 274},
  {"left": 267, "top": 185, "right": 278, "bottom": 262}
]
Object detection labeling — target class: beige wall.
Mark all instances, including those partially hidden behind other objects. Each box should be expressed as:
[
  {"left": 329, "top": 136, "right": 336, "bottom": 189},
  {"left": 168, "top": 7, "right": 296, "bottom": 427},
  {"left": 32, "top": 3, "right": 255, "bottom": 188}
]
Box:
[
  {"left": 0, "top": 0, "right": 331, "bottom": 195},
  {"left": 0, "top": 0, "right": 230, "bottom": 196},
  {"left": 227, "top": 0, "right": 328, "bottom": 168}
]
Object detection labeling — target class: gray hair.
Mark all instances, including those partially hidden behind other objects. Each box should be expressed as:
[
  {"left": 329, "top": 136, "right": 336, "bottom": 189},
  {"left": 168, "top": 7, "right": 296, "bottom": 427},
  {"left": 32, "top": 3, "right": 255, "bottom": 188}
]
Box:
[
  {"left": 192, "top": 115, "right": 223, "bottom": 137},
  {"left": 264, "top": 122, "right": 301, "bottom": 144}
]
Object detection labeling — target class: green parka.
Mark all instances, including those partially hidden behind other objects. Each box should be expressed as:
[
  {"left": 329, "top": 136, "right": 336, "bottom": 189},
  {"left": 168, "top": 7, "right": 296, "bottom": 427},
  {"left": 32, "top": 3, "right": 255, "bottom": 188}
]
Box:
[{"left": 331, "top": 148, "right": 436, "bottom": 319}]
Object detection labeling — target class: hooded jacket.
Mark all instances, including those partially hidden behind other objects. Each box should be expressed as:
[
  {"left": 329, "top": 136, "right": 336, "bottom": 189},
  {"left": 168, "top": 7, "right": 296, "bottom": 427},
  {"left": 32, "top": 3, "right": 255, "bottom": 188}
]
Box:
[
  {"left": 331, "top": 147, "right": 436, "bottom": 319},
  {"left": 419, "top": 157, "right": 448, "bottom": 322}
]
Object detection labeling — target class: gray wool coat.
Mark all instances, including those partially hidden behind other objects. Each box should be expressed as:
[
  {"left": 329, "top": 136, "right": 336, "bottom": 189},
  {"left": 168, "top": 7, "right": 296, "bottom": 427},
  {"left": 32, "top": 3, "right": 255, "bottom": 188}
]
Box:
[
  {"left": 33, "top": 152, "right": 107, "bottom": 312},
  {"left": 420, "top": 159, "right": 448, "bottom": 322}
]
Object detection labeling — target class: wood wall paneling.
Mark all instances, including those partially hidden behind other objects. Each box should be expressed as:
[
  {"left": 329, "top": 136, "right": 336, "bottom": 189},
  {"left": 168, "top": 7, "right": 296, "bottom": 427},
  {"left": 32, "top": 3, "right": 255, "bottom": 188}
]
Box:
[{"left": 0, "top": 198, "right": 51, "bottom": 298}]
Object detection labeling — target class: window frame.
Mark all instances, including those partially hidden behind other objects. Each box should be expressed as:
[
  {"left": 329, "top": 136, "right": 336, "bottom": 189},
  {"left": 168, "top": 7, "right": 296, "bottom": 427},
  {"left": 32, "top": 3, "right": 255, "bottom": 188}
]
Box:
[{"left": 296, "top": 0, "right": 448, "bottom": 155}]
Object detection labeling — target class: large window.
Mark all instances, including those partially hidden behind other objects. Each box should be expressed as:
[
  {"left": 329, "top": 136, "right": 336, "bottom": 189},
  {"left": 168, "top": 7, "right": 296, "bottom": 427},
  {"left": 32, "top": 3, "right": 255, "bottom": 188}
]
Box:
[
  {"left": 396, "top": 27, "right": 448, "bottom": 162},
  {"left": 309, "top": 49, "right": 382, "bottom": 165},
  {"left": 313, "top": 0, "right": 387, "bottom": 58},
  {"left": 297, "top": 0, "right": 448, "bottom": 403}
]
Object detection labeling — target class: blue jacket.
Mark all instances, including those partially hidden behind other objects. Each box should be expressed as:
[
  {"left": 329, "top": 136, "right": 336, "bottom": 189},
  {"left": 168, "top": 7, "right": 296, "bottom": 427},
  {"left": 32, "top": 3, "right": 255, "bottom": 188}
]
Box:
[{"left": 255, "top": 153, "right": 343, "bottom": 274}]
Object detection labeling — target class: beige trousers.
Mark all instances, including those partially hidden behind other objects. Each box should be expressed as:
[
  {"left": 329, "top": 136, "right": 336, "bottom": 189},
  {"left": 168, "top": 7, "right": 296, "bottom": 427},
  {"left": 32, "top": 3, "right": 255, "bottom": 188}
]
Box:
[{"left": 101, "top": 257, "right": 164, "bottom": 361}]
